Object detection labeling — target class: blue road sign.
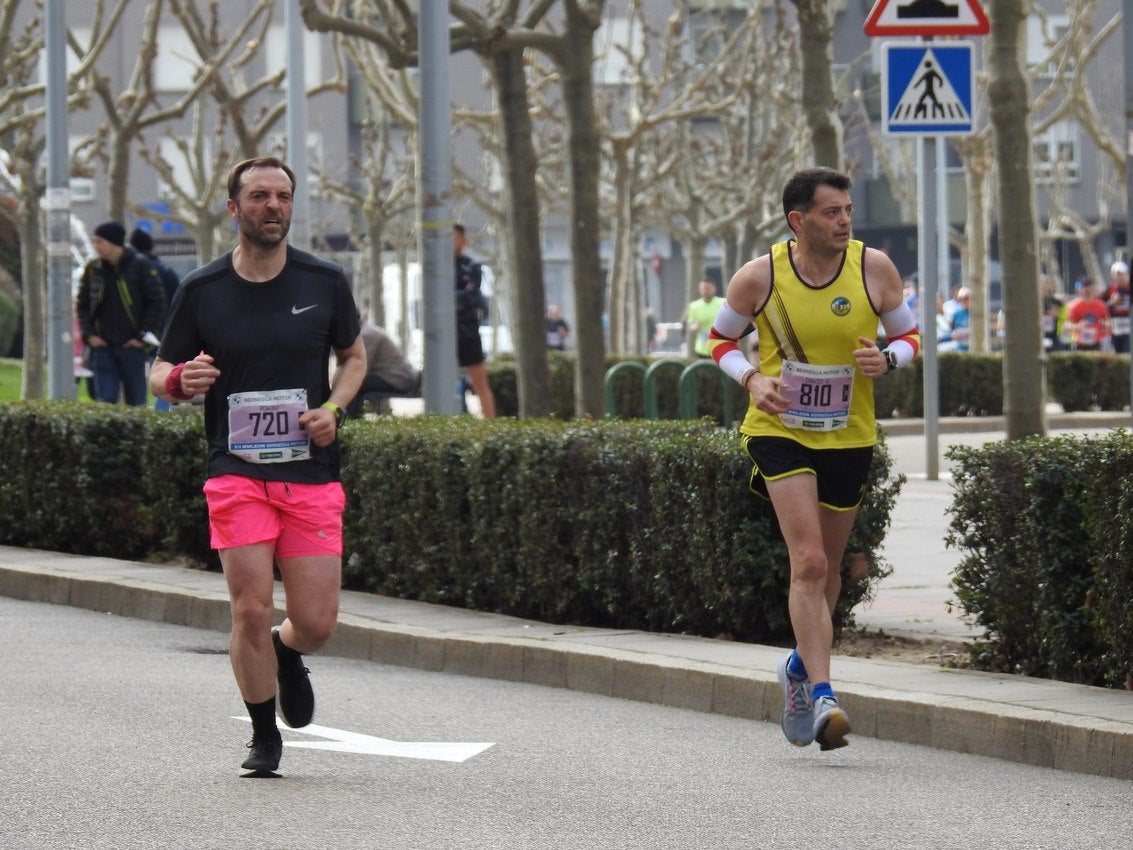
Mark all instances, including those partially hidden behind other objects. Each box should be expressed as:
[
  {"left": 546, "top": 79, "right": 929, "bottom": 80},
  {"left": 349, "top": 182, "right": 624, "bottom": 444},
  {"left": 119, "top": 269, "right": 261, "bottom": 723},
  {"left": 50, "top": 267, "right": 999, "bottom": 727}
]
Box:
[{"left": 883, "top": 41, "right": 974, "bottom": 136}]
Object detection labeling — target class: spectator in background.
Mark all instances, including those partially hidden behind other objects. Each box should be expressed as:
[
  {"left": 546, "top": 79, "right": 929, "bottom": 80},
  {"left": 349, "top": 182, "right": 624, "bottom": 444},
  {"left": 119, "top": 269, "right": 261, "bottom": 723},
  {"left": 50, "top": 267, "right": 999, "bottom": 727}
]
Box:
[
  {"left": 1065, "top": 278, "right": 1111, "bottom": 351},
  {"left": 345, "top": 321, "right": 421, "bottom": 418},
  {"left": 545, "top": 304, "right": 570, "bottom": 351},
  {"left": 130, "top": 227, "right": 182, "bottom": 411},
  {"left": 76, "top": 220, "right": 166, "bottom": 405},
  {"left": 644, "top": 306, "right": 658, "bottom": 353},
  {"left": 1040, "top": 275, "right": 1067, "bottom": 351},
  {"left": 683, "top": 277, "right": 724, "bottom": 358},
  {"left": 1105, "top": 261, "right": 1130, "bottom": 353},
  {"left": 941, "top": 283, "right": 963, "bottom": 324},
  {"left": 453, "top": 224, "right": 496, "bottom": 418},
  {"left": 130, "top": 227, "right": 181, "bottom": 309},
  {"left": 946, "top": 287, "right": 972, "bottom": 352},
  {"left": 902, "top": 276, "right": 918, "bottom": 316}
]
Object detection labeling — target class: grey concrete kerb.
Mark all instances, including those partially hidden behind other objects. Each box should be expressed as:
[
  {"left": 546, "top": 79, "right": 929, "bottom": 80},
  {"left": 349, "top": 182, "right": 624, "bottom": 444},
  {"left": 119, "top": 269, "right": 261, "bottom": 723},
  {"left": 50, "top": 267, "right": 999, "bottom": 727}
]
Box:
[{"left": 2, "top": 547, "right": 1131, "bottom": 781}]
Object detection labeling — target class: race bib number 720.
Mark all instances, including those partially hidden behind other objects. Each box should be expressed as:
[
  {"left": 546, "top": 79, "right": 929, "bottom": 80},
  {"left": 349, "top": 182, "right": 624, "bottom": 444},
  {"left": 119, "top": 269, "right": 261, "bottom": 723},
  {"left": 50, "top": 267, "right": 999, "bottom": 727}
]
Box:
[
  {"left": 778, "top": 360, "right": 854, "bottom": 431},
  {"left": 227, "top": 388, "right": 311, "bottom": 463}
]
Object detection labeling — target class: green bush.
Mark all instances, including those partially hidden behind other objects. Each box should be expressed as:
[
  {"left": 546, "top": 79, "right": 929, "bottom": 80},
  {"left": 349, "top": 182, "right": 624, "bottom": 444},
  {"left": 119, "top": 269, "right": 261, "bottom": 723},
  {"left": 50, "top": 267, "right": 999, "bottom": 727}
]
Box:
[
  {"left": 0, "top": 400, "right": 903, "bottom": 645},
  {"left": 946, "top": 430, "right": 1133, "bottom": 687},
  {"left": 341, "top": 415, "right": 901, "bottom": 642}
]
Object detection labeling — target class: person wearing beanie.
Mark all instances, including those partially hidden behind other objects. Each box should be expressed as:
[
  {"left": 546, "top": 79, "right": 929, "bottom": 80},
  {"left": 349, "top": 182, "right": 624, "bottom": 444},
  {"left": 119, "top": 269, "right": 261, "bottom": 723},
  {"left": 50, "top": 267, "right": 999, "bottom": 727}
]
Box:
[
  {"left": 75, "top": 220, "right": 167, "bottom": 405},
  {"left": 129, "top": 226, "right": 181, "bottom": 309}
]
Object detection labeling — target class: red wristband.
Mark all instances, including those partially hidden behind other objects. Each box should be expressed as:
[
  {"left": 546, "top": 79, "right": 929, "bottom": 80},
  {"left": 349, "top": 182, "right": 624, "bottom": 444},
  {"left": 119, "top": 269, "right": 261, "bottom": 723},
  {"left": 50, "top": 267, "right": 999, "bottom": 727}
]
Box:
[{"left": 165, "top": 362, "right": 194, "bottom": 401}]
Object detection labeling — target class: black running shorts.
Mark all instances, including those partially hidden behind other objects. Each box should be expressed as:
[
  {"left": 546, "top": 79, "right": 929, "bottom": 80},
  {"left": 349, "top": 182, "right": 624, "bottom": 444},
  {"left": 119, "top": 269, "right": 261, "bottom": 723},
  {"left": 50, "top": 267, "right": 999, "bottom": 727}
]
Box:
[{"left": 743, "top": 435, "right": 873, "bottom": 511}]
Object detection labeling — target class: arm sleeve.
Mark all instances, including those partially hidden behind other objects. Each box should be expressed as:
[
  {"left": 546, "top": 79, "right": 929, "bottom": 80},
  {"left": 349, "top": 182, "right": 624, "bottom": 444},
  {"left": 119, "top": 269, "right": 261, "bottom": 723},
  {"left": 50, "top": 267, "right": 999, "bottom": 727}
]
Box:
[
  {"left": 709, "top": 301, "right": 758, "bottom": 384},
  {"left": 880, "top": 301, "right": 921, "bottom": 368}
]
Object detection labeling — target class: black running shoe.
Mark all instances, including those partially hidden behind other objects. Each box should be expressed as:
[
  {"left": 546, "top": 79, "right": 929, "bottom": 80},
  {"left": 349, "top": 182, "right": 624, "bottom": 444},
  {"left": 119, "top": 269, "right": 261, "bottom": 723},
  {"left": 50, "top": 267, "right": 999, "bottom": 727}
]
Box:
[
  {"left": 273, "top": 627, "right": 315, "bottom": 728},
  {"left": 241, "top": 734, "right": 283, "bottom": 772}
]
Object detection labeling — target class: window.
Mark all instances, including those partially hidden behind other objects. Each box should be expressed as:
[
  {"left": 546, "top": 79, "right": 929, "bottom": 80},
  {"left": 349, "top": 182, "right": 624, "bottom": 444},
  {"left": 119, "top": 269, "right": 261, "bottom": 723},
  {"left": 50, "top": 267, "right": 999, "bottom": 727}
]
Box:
[
  {"left": 1027, "top": 14, "right": 1073, "bottom": 79},
  {"left": 1032, "top": 121, "right": 1079, "bottom": 183},
  {"left": 594, "top": 16, "right": 643, "bottom": 86},
  {"left": 155, "top": 26, "right": 199, "bottom": 92},
  {"left": 266, "top": 25, "right": 324, "bottom": 87}
]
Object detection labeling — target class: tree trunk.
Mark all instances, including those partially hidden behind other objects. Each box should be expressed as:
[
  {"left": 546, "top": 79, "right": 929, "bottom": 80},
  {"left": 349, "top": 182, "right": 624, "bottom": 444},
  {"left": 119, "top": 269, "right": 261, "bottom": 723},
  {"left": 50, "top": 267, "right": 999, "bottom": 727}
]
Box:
[
  {"left": 791, "top": 0, "right": 841, "bottom": 170},
  {"left": 560, "top": 0, "right": 607, "bottom": 418},
  {"left": 490, "top": 46, "right": 552, "bottom": 417},
  {"left": 607, "top": 145, "right": 633, "bottom": 354},
  {"left": 964, "top": 153, "right": 991, "bottom": 353},
  {"left": 987, "top": 0, "right": 1045, "bottom": 438},
  {"left": 18, "top": 199, "right": 44, "bottom": 400}
]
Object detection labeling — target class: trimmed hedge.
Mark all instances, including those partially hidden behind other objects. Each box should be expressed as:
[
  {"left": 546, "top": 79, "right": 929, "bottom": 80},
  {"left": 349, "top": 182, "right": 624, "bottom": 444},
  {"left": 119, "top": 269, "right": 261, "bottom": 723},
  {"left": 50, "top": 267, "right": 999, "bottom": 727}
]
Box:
[
  {"left": 871, "top": 351, "right": 1130, "bottom": 419},
  {"left": 340, "top": 417, "right": 901, "bottom": 641},
  {"left": 0, "top": 401, "right": 902, "bottom": 645},
  {"left": 946, "top": 429, "right": 1133, "bottom": 688}
]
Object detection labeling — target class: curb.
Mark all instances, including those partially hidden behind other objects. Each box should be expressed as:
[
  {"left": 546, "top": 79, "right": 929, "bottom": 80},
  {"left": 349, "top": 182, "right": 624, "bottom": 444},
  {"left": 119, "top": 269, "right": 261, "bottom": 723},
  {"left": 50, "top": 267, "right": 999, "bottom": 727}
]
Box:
[{"left": 3, "top": 554, "right": 1131, "bottom": 780}]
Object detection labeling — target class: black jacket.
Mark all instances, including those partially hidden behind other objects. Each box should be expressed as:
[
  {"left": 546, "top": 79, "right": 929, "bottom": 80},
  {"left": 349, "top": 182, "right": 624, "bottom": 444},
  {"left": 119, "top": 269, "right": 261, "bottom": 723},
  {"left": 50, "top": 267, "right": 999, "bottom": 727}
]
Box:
[{"left": 76, "top": 247, "right": 166, "bottom": 347}]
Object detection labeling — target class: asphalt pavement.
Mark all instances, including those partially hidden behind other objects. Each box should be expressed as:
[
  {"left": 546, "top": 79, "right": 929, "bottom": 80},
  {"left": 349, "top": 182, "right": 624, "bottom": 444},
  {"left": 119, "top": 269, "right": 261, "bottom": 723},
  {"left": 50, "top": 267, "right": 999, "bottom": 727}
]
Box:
[{"left": 1, "top": 409, "right": 1131, "bottom": 781}]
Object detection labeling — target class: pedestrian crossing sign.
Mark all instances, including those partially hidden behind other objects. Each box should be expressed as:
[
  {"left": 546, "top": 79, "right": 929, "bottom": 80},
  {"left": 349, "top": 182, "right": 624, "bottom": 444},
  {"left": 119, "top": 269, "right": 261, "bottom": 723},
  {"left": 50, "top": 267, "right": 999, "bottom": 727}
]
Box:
[{"left": 882, "top": 42, "right": 974, "bottom": 136}]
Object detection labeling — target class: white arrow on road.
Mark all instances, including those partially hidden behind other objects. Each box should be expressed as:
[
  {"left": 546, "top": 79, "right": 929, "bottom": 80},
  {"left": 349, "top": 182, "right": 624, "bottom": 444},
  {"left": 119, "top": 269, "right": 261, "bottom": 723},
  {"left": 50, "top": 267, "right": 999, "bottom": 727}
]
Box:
[{"left": 233, "top": 718, "right": 494, "bottom": 763}]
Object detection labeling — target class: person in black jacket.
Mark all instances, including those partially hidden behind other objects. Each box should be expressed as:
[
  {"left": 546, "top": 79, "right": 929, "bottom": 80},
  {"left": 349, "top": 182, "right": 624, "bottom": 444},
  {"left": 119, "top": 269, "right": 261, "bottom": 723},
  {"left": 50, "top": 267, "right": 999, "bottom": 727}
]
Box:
[
  {"left": 129, "top": 227, "right": 181, "bottom": 309},
  {"left": 76, "top": 221, "right": 166, "bottom": 405}
]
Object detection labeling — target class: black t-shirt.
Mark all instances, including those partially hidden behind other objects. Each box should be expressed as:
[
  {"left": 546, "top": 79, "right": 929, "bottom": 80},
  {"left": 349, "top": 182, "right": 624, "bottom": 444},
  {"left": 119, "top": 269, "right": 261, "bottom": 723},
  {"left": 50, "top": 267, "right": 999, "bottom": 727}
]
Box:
[
  {"left": 455, "top": 254, "right": 486, "bottom": 335},
  {"left": 158, "top": 246, "right": 361, "bottom": 483}
]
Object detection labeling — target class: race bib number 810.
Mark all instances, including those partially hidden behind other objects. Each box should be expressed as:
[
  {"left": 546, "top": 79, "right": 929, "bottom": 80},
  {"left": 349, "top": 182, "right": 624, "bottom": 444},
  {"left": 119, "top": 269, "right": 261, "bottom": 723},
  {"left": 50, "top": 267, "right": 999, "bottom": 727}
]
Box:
[
  {"left": 227, "top": 388, "right": 311, "bottom": 463},
  {"left": 778, "top": 360, "right": 854, "bottom": 431}
]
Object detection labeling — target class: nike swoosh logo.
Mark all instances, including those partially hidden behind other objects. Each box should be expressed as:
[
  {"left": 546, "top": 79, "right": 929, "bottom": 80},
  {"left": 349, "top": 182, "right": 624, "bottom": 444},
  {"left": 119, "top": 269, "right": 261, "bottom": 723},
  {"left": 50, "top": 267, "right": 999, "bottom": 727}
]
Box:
[{"left": 292, "top": 304, "right": 318, "bottom": 315}]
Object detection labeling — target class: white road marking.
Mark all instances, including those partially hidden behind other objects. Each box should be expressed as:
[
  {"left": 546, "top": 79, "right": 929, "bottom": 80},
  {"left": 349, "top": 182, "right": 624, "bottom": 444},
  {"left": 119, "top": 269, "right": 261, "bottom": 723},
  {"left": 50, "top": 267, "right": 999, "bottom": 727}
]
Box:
[{"left": 233, "top": 717, "right": 494, "bottom": 762}]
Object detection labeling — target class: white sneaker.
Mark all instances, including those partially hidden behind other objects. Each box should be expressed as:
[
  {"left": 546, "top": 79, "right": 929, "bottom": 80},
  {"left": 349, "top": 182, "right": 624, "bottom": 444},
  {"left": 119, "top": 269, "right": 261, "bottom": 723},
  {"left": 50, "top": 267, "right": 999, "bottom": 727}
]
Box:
[
  {"left": 812, "top": 695, "right": 851, "bottom": 751},
  {"left": 776, "top": 652, "right": 814, "bottom": 747}
]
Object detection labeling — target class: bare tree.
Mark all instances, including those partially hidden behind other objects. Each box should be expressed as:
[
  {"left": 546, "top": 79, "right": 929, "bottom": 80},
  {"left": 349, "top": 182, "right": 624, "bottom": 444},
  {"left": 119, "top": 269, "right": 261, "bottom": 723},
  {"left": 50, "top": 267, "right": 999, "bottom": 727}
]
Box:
[
  {"left": 85, "top": 0, "right": 252, "bottom": 222},
  {"left": 595, "top": 1, "right": 759, "bottom": 354},
  {"left": 0, "top": 0, "right": 118, "bottom": 399},
  {"left": 789, "top": 0, "right": 840, "bottom": 169},
  {"left": 987, "top": 0, "right": 1044, "bottom": 438},
  {"left": 303, "top": 0, "right": 564, "bottom": 419}
]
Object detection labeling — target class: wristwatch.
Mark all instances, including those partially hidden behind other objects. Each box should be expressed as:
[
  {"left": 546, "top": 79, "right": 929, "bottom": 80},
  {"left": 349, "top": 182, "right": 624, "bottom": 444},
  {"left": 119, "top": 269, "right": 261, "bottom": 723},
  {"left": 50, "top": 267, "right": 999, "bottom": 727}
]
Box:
[
  {"left": 320, "top": 400, "right": 345, "bottom": 427},
  {"left": 884, "top": 349, "right": 899, "bottom": 373}
]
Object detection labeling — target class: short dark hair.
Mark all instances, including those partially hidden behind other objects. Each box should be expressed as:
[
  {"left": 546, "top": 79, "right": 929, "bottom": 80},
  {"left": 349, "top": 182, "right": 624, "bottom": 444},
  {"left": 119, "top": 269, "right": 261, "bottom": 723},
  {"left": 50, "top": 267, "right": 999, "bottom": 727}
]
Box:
[
  {"left": 226, "top": 156, "right": 296, "bottom": 201},
  {"left": 782, "top": 167, "right": 853, "bottom": 223}
]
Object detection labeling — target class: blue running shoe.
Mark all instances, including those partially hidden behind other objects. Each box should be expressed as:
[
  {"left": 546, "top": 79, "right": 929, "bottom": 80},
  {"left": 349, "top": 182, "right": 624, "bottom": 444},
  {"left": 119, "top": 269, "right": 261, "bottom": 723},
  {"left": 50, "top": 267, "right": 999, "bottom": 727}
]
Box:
[
  {"left": 776, "top": 651, "right": 814, "bottom": 747},
  {"left": 813, "top": 695, "right": 851, "bottom": 751}
]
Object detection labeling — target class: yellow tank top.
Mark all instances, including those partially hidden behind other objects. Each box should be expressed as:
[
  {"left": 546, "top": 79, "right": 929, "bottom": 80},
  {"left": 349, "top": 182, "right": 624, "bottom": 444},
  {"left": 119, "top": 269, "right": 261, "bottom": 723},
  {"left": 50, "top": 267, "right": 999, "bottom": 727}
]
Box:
[{"left": 740, "top": 239, "right": 880, "bottom": 449}]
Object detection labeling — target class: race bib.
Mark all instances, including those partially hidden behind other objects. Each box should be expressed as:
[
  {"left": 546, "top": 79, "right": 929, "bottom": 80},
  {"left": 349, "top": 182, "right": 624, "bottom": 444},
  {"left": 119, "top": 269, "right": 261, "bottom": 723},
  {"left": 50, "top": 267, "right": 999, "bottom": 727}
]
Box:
[
  {"left": 1077, "top": 324, "right": 1098, "bottom": 347},
  {"left": 1113, "top": 316, "right": 1130, "bottom": 336},
  {"left": 778, "top": 360, "right": 854, "bottom": 432},
  {"left": 227, "top": 388, "right": 311, "bottom": 464}
]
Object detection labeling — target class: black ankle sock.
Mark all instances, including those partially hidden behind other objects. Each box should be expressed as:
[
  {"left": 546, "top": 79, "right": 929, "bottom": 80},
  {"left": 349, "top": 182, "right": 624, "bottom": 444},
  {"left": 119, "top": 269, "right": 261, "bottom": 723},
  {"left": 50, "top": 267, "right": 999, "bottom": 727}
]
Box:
[{"left": 245, "top": 696, "right": 279, "bottom": 740}]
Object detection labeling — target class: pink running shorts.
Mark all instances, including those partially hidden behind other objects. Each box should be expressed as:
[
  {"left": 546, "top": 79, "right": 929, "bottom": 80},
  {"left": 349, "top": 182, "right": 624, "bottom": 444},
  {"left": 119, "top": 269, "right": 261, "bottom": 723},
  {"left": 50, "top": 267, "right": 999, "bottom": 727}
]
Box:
[{"left": 203, "top": 474, "right": 345, "bottom": 558}]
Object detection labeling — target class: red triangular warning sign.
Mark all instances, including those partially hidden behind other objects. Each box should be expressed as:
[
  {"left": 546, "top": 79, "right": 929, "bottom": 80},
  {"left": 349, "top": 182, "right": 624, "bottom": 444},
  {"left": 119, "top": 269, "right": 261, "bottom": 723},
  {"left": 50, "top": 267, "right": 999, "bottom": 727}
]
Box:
[{"left": 864, "top": 0, "right": 990, "bottom": 36}]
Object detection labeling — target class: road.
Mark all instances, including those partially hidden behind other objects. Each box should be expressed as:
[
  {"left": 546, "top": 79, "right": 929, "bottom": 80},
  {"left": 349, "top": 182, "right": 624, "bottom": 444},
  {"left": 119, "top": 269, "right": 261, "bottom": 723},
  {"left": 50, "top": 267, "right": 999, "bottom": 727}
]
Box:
[{"left": 3, "top": 597, "right": 1129, "bottom": 850}]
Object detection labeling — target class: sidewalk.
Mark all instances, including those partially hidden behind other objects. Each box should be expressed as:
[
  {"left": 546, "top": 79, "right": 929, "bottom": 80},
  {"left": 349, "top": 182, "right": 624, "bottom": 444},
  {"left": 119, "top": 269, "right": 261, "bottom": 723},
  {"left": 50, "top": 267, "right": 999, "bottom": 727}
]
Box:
[{"left": 2, "top": 412, "right": 1131, "bottom": 780}]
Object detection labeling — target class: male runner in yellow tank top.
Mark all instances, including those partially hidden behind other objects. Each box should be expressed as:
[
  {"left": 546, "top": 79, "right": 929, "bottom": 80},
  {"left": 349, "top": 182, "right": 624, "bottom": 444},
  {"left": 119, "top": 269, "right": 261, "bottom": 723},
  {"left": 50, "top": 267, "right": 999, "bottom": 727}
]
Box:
[{"left": 708, "top": 167, "right": 920, "bottom": 751}]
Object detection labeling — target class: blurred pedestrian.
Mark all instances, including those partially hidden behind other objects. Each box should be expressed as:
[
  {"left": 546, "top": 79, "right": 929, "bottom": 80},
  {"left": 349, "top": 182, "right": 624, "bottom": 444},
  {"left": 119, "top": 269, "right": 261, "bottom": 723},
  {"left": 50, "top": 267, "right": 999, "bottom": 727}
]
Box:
[
  {"left": 545, "top": 304, "right": 570, "bottom": 351},
  {"left": 345, "top": 320, "right": 421, "bottom": 417},
  {"left": 683, "top": 277, "right": 724, "bottom": 358},
  {"left": 76, "top": 220, "right": 166, "bottom": 405},
  {"left": 1104, "top": 261, "right": 1130, "bottom": 353},
  {"left": 1065, "top": 278, "right": 1110, "bottom": 351},
  {"left": 453, "top": 224, "right": 497, "bottom": 418}
]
